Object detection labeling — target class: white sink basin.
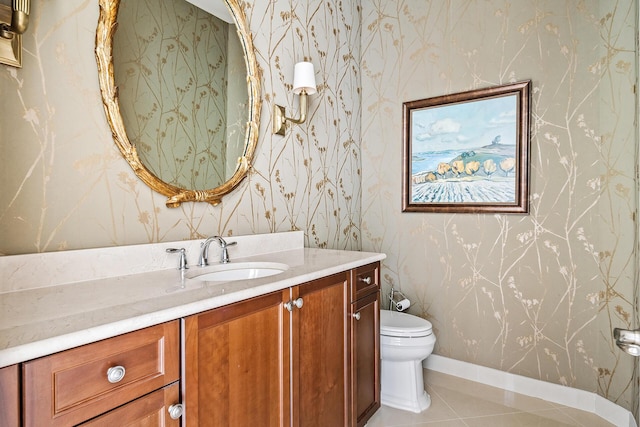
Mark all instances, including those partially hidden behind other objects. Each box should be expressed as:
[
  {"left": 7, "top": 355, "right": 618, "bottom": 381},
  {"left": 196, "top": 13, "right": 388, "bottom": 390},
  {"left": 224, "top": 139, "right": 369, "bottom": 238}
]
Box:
[{"left": 190, "top": 262, "right": 289, "bottom": 282}]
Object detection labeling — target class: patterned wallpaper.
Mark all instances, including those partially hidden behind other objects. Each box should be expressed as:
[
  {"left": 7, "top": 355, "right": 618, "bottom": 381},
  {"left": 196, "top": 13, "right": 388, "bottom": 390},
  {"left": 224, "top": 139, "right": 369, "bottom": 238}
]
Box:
[
  {"left": 0, "top": 0, "right": 637, "bottom": 414},
  {"left": 114, "top": 0, "right": 232, "bottom": 190},
  {"left": 360, "top": 0, "right": 637, "bottom": 412},
  {"left": 0, "top": 0, "right": 362, "bottom": 254}
]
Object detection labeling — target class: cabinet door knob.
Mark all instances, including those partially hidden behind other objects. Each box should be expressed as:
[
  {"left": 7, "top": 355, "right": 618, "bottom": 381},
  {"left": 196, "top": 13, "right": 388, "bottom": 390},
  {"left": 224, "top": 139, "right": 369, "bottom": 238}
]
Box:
[
  {"left": 284, "top": 297, "right": 304, "bottom": 312},
  {"left": 168, "top": 403, "right": 184, "bottom": 419},
  {"left": 359, "top": 276, "right": 372, "bottom": 285},
  {"left": 106, "top": 365, "right": 126, "bottom": 383},
  {"left": 353, "top": 312, "right": 361, "bottom": 321}
]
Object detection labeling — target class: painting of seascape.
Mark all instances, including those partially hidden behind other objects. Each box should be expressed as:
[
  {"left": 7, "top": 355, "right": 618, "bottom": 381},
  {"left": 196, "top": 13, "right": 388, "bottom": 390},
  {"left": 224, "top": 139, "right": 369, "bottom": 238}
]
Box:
[{"left": 402, "top": 82, "right": 530, "bottom": 213}]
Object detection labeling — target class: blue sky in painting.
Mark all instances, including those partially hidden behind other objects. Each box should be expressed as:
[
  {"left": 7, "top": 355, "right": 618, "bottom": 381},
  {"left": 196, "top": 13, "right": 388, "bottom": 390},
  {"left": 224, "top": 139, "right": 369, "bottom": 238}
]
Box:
[{"left": 411, "top": 94, "right": 517, "bottom": 152}]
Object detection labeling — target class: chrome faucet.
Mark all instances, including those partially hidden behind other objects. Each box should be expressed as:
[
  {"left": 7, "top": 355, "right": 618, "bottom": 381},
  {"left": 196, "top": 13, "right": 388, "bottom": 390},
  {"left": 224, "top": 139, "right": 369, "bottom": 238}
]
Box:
[{"left": 198, "top": 236, "right": 237, "bottom": 266}]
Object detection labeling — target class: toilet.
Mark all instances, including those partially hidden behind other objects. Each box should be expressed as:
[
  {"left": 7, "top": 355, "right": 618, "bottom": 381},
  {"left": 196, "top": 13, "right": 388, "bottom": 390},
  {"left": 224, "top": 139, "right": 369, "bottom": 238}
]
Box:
[{"left": 380, "top": 309, "right": 436, "bottom": 413}]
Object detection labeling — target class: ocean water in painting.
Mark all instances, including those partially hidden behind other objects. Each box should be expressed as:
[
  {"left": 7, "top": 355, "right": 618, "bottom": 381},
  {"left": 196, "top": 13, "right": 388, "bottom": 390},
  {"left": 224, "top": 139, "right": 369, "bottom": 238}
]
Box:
[{"left": 412, "top": 149, "right": 463, "bottom": 175}]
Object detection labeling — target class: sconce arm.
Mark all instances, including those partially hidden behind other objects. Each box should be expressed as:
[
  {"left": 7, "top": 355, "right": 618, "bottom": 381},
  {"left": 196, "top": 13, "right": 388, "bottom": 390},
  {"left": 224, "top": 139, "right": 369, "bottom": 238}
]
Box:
[
  {"left": 1, "top": 0, "right": 29, "bottom": 39},
  {"left": 11, "top": 8, "right": 29, "bottom": 35},
  {"left": 0, "top": 0, "right": 30, "bottom": 67},
  {"left": 273, "top": 91, "right": 310, "bottom": 135},
  {"left": 283, "top": 91, "right": 308, "bottom": 124}
]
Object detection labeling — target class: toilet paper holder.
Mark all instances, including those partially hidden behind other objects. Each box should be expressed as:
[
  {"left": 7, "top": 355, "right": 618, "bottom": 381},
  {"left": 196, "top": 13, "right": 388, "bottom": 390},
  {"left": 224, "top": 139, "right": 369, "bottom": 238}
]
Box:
[{"left": 388, "top": 287, "right": 410, "bottom": 312}]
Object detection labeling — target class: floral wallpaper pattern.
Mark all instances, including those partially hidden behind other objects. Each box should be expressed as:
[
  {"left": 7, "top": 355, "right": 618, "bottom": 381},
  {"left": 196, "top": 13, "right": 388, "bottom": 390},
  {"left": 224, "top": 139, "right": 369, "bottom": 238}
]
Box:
[
  {"left": 114, "top": 0, "right": 232, "bottom": 190},
  {"left": 0, "top": 0, "right": 361, "bottom": 254},
  {"left": 360, "top": 0, "right": 638, "bottom": 412},
  {"left": 0, "top": 0, "right": 637, "bottom": 415}
]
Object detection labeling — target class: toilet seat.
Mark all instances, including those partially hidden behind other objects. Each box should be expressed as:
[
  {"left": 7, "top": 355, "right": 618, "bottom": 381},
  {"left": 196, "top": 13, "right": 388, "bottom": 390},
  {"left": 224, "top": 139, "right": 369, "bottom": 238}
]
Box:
[{"left": 380, "top": 310, "right": 433, "bottom": 338}]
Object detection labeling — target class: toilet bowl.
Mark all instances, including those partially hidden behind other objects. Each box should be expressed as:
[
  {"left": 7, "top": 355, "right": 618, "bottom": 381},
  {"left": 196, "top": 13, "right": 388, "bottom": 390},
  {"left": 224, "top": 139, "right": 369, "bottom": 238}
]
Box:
[{"left": 380, "top": 309, "right": 436, "bottom": 413}]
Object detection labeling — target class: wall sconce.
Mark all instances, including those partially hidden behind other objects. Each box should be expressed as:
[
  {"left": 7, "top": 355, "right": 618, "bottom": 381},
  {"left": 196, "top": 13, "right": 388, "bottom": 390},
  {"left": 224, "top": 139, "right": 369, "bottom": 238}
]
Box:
[
  {"left": 0, "top": 0, "right": 30, "bottom": 68},
  {"left": 273, "top": 61, "right": 317, "bottom": 136}
]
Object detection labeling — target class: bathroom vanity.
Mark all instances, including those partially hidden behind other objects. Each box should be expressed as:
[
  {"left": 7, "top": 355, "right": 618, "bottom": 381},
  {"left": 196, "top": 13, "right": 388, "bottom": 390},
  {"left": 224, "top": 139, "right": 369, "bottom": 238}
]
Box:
[
  {"left": 184, "top": 262, "right": 380, "bottom": 426},
  {"left": 0, "top": 232, "right": 384, "bottom": 426}
]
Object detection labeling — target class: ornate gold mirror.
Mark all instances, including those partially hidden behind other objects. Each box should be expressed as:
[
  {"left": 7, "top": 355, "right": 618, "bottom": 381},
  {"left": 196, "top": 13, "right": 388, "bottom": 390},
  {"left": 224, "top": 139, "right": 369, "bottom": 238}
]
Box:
[{"left": 95, "top": 0, "right": 261, "bottom": 207}]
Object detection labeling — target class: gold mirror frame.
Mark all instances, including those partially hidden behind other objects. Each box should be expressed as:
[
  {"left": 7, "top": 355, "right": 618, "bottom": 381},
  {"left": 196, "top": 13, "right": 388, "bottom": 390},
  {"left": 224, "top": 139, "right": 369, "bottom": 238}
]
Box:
[{"left": 95, "top": 0, "right": 261, "bottom": 207}]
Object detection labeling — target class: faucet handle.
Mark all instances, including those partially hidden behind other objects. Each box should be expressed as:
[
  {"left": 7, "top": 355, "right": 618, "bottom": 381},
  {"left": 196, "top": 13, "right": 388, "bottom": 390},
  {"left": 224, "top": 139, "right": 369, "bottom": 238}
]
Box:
[
  {"left": 166, "top": 248, "right": 188, "bottom": 271},
  {"left": 218, "top": 240, "right": 236, "bottom": 263},
  {"left": 214, "top": 236, "right": 236, "bottom": 248}
]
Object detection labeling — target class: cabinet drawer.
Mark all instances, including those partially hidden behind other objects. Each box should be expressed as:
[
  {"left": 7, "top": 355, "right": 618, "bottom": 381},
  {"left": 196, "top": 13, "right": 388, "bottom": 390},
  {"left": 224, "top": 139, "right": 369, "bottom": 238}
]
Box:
[
  {"left": 79, "top": 381, "right": 181, "bottom": 427},
  {"left": 23, "top": 321, "right": 180, "bottom": 427},
  {"left": 350, "top": 262, "right": 380, "bottom": 302}
]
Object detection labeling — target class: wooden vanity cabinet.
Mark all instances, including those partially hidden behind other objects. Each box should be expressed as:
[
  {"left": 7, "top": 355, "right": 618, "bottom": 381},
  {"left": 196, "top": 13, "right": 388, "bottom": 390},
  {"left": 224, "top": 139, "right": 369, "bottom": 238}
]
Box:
[
  {"left": 349, "top": 263, "right": 381, "bottom": 427},
  {"left": 0, "top": 364, "right": 20, "bottom": 427},
  {"left": 183, "top": 290, "right": 290, "bottom": 426},
  {"left": 12, "top": 261, "right": 380, "bottom": 427},
  {"left": 291, "top": 272, "right": 350, "bottom": 426},
  {"left": 22, "top": 321, "right": 180, "bottom": 426},
  {"left": 183, "top": 271, "right": 350, "bottom": 427}
]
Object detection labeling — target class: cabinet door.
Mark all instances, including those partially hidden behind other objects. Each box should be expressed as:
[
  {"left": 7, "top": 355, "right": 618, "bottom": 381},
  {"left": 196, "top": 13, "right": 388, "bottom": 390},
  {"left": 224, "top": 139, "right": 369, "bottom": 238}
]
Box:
[
  {"left": 79, "top": 381, "right": 181, "bottom": 426},
  {"left": 292, "top": 272, "right": 349, "bottom": 427},
  {"left": 350, "top": 291, "right": 380, "bottom": 427},
  {"left": 0, "top": 364, "right": 20, "bottom": 427},
  {"left": 183, "top": 290, "right": 290, "bottom": 427}
]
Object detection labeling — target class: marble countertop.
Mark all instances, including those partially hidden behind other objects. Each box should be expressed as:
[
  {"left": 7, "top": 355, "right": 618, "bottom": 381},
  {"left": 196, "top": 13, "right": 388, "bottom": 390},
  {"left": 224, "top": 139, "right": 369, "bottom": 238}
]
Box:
[{"left": 0, "top": 246, "right": 385, "bottom": 368}]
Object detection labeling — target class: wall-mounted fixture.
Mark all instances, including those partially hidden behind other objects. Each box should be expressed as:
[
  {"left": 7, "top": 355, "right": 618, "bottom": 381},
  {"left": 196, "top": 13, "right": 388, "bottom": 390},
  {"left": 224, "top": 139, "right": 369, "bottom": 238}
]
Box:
[
  {"left": 273, "top": 61, "right": 317, "bottom": 135},
  {"left": 0, "top": 0, "right": 30, "bottom": 67},
  {"left": 614, "top": 327, "right": 640, "bottom": 356},
  {"left": 388, "top": 287, "right": 411, "bottom": 312}
]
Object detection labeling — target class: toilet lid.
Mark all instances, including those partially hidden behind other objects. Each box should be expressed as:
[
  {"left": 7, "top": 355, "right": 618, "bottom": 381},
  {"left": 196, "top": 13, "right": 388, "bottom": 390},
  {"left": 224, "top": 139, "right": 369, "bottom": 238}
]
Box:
[{"left": 380, "top": 310, "right": 433, "bottom": 337}]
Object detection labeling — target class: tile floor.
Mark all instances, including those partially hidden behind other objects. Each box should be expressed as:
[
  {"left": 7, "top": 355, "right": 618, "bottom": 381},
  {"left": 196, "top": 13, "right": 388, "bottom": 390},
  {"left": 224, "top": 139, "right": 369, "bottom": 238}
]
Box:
[{"left": 366, "top": 370, "right": 616, "bottom": 427}]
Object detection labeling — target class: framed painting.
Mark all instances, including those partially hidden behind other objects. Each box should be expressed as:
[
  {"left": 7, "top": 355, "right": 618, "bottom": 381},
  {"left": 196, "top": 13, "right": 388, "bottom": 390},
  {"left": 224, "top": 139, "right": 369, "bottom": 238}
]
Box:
[{"left": 402, "top": 80, "right": 531, "bottom": 213}]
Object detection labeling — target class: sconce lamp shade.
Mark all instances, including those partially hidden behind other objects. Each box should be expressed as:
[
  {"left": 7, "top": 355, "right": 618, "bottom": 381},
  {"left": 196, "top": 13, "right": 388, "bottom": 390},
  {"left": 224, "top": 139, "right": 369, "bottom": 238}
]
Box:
[
  {"left": 292, "top": 62, "right": 317, "bottom": 95},
  {"left": 272, "top": 60, "right": 317, "bottom": 135}
]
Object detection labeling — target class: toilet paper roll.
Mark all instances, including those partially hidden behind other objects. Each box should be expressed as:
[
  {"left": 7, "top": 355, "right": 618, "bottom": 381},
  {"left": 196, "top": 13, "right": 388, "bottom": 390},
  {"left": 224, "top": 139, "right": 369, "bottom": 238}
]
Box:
[{"left": 395, "top": 298, "right": 410, "bottom": 311}]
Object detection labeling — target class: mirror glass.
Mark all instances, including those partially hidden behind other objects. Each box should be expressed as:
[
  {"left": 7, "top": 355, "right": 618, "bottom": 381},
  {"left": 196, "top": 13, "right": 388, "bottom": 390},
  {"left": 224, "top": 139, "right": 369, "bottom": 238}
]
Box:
[
  {"left": 114, "top": 0, "right": 247, "bottom": 190},
  {"left": 96, "top": 0, "right": 261, "bottom": 207}
]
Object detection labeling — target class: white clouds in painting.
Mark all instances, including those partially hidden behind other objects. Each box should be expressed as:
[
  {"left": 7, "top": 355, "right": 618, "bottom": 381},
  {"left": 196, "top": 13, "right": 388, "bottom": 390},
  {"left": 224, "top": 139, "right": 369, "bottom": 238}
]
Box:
[{"left": 411, "top": 94, "right": 517, "bottom": 152}]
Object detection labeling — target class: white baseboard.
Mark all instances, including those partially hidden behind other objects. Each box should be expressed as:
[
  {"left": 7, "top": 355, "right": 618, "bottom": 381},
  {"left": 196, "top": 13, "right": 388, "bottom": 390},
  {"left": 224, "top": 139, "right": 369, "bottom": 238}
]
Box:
[{"left": 424, "top": 354, "right": 637, "bottom": 427}]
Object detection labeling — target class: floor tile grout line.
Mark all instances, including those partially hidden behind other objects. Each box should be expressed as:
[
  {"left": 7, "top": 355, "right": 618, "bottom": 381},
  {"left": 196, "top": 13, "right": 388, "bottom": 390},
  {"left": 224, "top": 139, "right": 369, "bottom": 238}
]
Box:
[
  {"left": 368, "top": 369, "right": 617, "bottom": 427},
  {"left": 427, "top": 385, "right": 467, "bottom": 421},
  {"left": 554, "top": 406, "right": 591, "bottom": 427},
  {"left": 429, "top": 381, "right": 599, "bottom": 425},
  {"left": 429, "top": 383, "right": 543, "bottom": 418}
]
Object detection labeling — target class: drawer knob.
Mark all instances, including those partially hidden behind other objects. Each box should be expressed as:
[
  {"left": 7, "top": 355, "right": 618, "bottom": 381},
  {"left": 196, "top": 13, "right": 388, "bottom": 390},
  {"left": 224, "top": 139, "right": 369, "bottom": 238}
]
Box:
[
  {"left": 168, "top": 403, "right": 184, "bottom": 419},
  {"left": 106, "top": 365, "right": 126, "bottom": 383},
  {"left": 359, "top": 276, "right": 372, "bottom": 285},
  {"left": 284, "top": 297, "right": 304, "bottom": 312},
  {"left": 353, "top": 312, "right": 361, "bottom": 321}
]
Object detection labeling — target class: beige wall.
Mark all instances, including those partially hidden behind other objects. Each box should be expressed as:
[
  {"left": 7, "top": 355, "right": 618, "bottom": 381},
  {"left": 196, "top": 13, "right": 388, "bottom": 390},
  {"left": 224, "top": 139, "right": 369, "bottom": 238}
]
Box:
[
  {"left": 0, "top": 0, "right": 637, "bottom": 414},
  {"left": 0, "top": 0, "right": 362, "bottom": 254},
  {"left": 361, "top": 0, "right": 637, "bottom": 411}
]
